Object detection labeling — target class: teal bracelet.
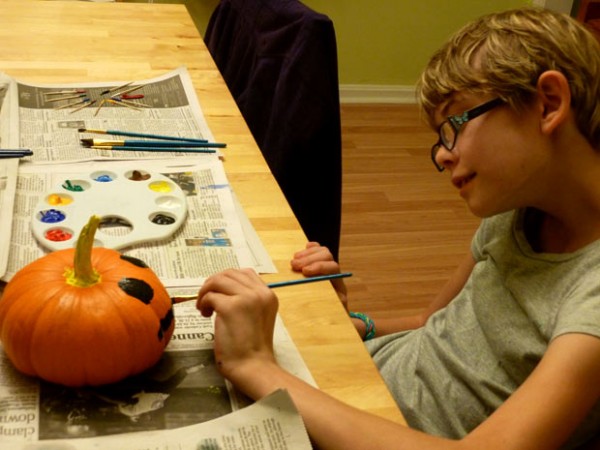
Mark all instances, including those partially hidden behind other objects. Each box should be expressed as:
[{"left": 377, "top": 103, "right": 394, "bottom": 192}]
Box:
[{"left": 349, "top": 312, "right": 376, "bottom": 341}]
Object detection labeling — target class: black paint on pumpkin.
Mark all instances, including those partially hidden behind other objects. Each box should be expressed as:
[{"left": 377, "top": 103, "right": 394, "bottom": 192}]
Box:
[
  {"left": 118, "top": 278, "right": 154, "bottom": 304},
  {"left": 158, "top": 308, "right": 174, "bottom": 341},
  {"left": 120, "top": 255, "right": 149, "bottom": 269}
]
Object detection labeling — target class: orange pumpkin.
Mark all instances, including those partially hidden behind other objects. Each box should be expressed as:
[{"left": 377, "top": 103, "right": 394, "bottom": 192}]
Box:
[{"left": 0, "top": 215, "right": 174, "bottom": 387}]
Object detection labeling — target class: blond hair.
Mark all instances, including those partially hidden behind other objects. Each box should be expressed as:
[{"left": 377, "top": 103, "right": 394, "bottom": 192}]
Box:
[{"left": 417, "top": 7, "right": 600, "bottom": 148}]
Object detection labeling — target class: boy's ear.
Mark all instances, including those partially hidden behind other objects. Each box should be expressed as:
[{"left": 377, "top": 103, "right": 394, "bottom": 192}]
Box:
[{"left": 536, "top": 70, "right": 571, "bottom": 135}]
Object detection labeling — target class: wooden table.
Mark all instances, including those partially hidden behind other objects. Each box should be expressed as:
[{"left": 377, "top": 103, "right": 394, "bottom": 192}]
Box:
[{"left": 0, "top": 0, "right": 405, "bottom": 426}]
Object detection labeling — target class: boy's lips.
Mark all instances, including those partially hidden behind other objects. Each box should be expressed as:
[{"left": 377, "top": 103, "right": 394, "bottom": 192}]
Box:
[{"left": 452, "top": 173, "right": 476, "bottom": 190}]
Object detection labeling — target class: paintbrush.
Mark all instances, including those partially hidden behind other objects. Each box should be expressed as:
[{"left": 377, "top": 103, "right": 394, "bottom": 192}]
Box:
[
  {"left": 106, "top": 98, "right": 141, "bottom": 111},
  {"left": 81, "top": 138, "right": 226, "bottom": 148},
  {"left": 78, "top": 128, "right": 210, "bottom": 144},
  {"left": 100, "top": 81, "right": 133, "bottom": 96},
  {"left": 46, "top": 94, "right": 87, "bottom": 103},
  {"left": 0, "top": 149, "right": 33, "bottom": 158},
  {"left": 90, "top": 145, "right": 217, "bottom": 154},
  {"left": 171, "top": 272, "right": 353, "bottom": 304},
  {"left": 55, "top": 98, "right": 90, "bottom": 110},
  {"left": 111, "top": 84, "right": 145, "bottom": 97},
  {"left": 70, "top": 99, "right": 97, "bottom": 114},
  {"left": 109, "top": 97, "right": 151, "bottom": 108},
  {"left": 44, "top": 89, "right": 86, "bottom": 96}
]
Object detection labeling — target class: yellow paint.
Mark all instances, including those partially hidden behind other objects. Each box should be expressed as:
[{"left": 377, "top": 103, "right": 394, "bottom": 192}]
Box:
[
  {"left": 47, "top": 194, "right": 73, "bottom": 206},
  {"left": 149, "top": 181, "right": 172, "bottom": 193}
]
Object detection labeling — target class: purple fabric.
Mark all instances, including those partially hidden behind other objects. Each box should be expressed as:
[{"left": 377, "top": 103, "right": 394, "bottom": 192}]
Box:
[{"left": 205, "top": 0, "right": 342, "bottom": 259}]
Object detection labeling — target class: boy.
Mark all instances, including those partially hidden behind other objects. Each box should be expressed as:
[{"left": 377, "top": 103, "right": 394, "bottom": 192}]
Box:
[{"left": 197, "top": 7, "right": 600, "bottom": 449}]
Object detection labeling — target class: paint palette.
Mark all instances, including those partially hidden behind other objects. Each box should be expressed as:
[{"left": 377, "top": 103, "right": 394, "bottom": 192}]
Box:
[{"left": 31, "top": 169, "right": 188, "bottom": 251}]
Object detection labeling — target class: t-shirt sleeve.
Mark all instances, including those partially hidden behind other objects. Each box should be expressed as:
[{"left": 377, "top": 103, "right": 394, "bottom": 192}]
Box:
[
  {"left": 471, "top": 212, "right": 513, "bottom": 262},
  {"left": 553, "top": 275, "right": 600, "bottom": 340}
]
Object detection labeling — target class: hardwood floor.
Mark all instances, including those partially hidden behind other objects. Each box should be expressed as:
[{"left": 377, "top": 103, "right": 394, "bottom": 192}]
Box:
[{"left": 339, "top": 104, "right": 480, "bottom": 319}]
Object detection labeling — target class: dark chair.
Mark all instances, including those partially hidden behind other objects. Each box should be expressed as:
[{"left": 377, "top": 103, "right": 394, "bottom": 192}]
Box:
[
  {"left": 205, "top": 0, "right": 342, "bottom": 259},
  {"left": 577, "top": 0, "right": 600, "bottom": 40}
]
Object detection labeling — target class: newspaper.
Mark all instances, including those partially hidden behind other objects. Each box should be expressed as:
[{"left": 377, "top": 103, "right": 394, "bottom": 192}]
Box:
[
  {"left": 0, "top": 67, "right": 276, "bottom": 281},
  {"left": 0, "top": 69, "right": 312, "bottom": 447},
  {"left": 2, "top": 157, "right": 274, "bottom": 286},
  {"left": 0, "top": 73, "right": 19, "bottom": 278},
  {"left": 7, "top": 389, "right": 312, "bottom": 450},
  {"left": 0, "top": 302, "right": 314, "bottom": 448},
  {"left": 16, "top": 67, "right": 216, "bottom": 164},
  {"left": 0, "top": 160, "right": 17, "bottom": 278}
]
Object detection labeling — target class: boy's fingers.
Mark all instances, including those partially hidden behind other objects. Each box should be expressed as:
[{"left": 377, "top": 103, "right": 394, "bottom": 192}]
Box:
[{"left": 301, "top": 261, "right": 340, "bottom": 276}]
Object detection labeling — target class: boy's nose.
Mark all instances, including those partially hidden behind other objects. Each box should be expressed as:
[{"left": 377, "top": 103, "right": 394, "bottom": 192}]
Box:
[{"left": 435, "top": 146, "right": 458, "bottom": 171}]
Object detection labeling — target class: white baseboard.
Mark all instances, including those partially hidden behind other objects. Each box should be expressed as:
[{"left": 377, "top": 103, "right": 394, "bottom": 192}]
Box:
[{"left": 339, "top": 84, "right": 417, "bottom": 104}]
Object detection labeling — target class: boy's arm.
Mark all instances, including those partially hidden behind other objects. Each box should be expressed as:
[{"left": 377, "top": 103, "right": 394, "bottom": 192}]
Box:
[
  {"left": 291, "top": 242, "right": 477, "bottom": 336},
  {"left": 198, "top": 269, "right": 600, "bottom": 450},
  {"left": 464, "top": 332, "right": 600, "bottom": 449},
  {"left": 358, "top": 252, "right": 477, "bottom": 336},
  {"left": 419, "top": 252, "right": 477, "bottom": 325},
  {"left": 234, "top": 333, "right": 600, "bottom": 450}
]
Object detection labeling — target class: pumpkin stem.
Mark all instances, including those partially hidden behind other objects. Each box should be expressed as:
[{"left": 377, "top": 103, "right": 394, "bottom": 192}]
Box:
[{"left": 65, "top": 215, "right": 101, "bottom": 287}]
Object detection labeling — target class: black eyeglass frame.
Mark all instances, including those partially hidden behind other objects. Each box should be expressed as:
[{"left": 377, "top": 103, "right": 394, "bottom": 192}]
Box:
[{"left": 431, "top": 97, "right": 504, "bottom": 172}]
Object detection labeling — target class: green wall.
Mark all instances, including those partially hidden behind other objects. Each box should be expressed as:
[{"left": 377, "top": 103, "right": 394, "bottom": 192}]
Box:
[
  {"left": 195, "top": 0, "right": 530, "bottom": 86},
  {"left": 302, "top": 0, "right": 530, "bottom": 85}
]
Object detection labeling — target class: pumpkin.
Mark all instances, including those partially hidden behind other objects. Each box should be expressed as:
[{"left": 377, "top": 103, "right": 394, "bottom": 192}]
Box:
[{"left": 0, "top": 215, "right": 174, "bottom": 387}]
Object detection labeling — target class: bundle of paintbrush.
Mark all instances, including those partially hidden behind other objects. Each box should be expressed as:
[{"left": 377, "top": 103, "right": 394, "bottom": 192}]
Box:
[
  {"left": 45, "top": 82, "right": 153, "bottom": 116},
  {"left": 79, "top": 128, "right": 226, "bottom": 154}
]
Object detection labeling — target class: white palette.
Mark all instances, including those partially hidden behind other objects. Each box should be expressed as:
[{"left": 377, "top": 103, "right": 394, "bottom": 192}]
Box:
[{"left": 31, "top": 169, "right": 188, "bottom": 251}]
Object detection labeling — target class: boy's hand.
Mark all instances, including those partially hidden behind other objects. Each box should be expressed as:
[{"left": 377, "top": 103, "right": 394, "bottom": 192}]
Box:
[
  {"left": 196, "top": 269, "right": 279, "bottom": 391},
  {"left": 291, "top": 242, "right": 348, "bottom": 309}
]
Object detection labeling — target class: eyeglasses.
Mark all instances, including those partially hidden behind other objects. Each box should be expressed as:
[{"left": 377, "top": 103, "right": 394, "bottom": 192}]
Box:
[{"left": 431, "top": 97, "right": 504, "bottom": 172}]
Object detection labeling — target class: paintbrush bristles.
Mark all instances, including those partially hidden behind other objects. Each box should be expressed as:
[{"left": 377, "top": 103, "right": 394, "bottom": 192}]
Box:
[
  {"left": 78, "top": 128, "right": 107, "bottom": 134},
  {"left": 80, "top": 138, "right": 117, "bottom": 148}
]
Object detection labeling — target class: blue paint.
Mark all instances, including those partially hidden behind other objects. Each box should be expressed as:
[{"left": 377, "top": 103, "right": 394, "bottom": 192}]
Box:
[
  {"left": 94, "top": 174, "right": 113, "bottom": 182},
  {"left": 40, "top": 209, "right": 66, "bottom": 223},
  {"left": 200, "top": 184, "right": 229, "bottom": 190}
]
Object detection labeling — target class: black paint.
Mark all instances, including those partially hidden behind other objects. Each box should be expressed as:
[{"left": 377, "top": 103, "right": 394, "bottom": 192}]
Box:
[
  {"left": 158, "top": 308, "right": 174, "bottom": 341},
  {"left": 120, "top": 255, "right": 150, "bottom": 268},
  {"left": 118, "top": 278, "right": 154, "bottom": 304}
]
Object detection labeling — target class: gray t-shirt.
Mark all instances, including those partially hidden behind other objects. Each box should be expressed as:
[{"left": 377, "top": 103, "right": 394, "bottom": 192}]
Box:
[{"left": 367, "top": 210, "right": 600, "bottom": 449}]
